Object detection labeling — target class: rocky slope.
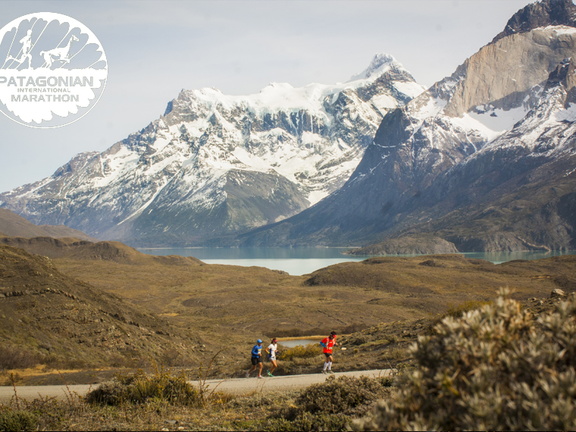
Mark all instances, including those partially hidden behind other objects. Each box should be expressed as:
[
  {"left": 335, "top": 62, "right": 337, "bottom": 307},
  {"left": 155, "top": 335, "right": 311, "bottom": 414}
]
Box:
[
  {"left": 238, "top": 0, "right": 576, "bottom": 252},
  {"left": 0, "top": 235, "right": 203, "bottom": 264},
  {"left": 0, "top": 208, "right": 95, "bottom": 241},
  {"left": 0, "top": 54, "right": 423, "bottom": 246},
  {"left": 0, "top": 244, "right": 202, "bottom": 369}
]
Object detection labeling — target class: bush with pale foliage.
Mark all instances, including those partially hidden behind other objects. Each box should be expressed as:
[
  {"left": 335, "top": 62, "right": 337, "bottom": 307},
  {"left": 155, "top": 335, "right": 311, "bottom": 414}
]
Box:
[{"left": 355, "top": 293, "right": 576, "bottom": 431}]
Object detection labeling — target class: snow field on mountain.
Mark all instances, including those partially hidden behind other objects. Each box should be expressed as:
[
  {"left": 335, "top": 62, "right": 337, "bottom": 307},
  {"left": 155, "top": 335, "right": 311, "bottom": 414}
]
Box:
[{"left": 0, "top": 53, "right": 428, "bottom": 243}]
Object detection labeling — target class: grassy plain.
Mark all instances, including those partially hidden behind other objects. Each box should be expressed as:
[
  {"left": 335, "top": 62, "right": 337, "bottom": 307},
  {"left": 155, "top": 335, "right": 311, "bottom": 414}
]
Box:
[
  {"left": 2, "top": 237, "right": 576, "bottom": 381},
  {"left": 56, "top": 252, "right": 576, "bottom": 336}
]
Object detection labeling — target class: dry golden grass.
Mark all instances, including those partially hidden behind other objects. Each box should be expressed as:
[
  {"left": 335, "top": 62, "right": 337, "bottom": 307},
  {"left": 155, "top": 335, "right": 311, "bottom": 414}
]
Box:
[
  {"left": 4, "top": 237, "right": 576, "bottom": 381},
  {"left": 54, "top": 252, "right": 576, "bottom": 346}
]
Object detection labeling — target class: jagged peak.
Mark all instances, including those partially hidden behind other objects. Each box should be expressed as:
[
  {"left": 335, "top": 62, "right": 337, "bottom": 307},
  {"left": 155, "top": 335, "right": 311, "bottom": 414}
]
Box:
[
  {"left": 348, "top": 53, "right": 401, "bottom": 81},
  {"left": 492, "top": 0, "right": 576, "bottom": 43},
  {"left": 164, "top": 87, "right": 224, "bottom": 115},
  {"left": 159, "top": 58, "right": 423, "bottom": 122}
]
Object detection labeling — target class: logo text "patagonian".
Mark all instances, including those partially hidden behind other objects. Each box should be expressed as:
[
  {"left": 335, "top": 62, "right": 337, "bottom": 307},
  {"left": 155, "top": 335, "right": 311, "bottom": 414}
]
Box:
[{"left": 0, "top": 75, "right": 94, "bottom": 87}]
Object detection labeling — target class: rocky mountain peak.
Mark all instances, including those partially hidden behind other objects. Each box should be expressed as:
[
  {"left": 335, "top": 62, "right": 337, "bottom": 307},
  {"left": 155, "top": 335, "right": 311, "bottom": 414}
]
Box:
[
  {"left": 443, "top": 22, "right": 576, "bottom": 118},
  {"left": 493, "top": 0, "right": 576, "bottom": 43},
  {"left": 237, "top": 2, "right": 576, "bottom": 251},
  {"left": 348, "top": 53, "right": 400, "bottom": 81},
  {"left": 0, "top": 55, "right": 423, "bottom": 246}
]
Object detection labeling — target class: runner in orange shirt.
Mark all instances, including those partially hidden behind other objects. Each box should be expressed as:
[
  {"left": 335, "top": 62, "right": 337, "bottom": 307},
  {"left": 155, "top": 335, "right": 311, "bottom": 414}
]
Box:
[{"left": 320, "top": 331, "right": 338, "bottom": 374}]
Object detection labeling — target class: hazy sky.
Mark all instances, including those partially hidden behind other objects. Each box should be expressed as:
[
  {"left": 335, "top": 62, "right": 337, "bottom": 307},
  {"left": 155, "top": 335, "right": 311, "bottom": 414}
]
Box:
[{"left": 0, "top": 0, "right": 535, "bottom": 193}]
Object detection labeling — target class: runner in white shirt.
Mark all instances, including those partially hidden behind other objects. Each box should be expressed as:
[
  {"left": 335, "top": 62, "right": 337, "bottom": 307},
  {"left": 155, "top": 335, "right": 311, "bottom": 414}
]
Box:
[{"left": 266, "top": 338, "right": 279, "bottom": 377}]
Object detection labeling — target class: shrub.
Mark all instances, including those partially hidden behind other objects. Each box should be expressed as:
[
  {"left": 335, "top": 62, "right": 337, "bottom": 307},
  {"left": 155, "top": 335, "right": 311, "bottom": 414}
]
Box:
[
  {"left": 265, "top": 411, "right": 349, "bottom": 432},
  {"left": 85, "top": 369, "right": 201, "bottom": 406},
  {"left": 443, "top": 299, "right": 491, "bottom": 318},
  {"left": 278, "top": 344, "right": 319, "bottom": 361},
  {"left": 0, "top": 409, "right": 38, "bottom": 432},
  {"left": 0, "top": 345, "right": 39, "bottom": 371},
  {"left": 267, "top": 375, "right": 392, "bottom": 431},
  {"left": 296, "top": 375, "right": 391, "bottom": 417},
  {"left": 355, "top": 293, "right": 576, "bottom": 430}
]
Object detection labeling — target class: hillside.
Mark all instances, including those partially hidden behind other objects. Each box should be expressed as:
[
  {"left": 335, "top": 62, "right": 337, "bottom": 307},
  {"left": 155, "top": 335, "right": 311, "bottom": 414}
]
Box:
[
  {"left": 0, "top": 235, "right": 202, "bottom": 265},
  {"left": 0, "top": 244, "right": 202, "bottom": 373},
  {"left": 6, "top": 236, "right": 576, "bottom": 333},
  {"left": 2, "top": 236, "right": 576, "bottom": 383},
  {"left": 34, "top": 239, "right": 576, "bottom": 336},
  {"left": 0, "top": 208, "right": 95, "bottom": 241}
]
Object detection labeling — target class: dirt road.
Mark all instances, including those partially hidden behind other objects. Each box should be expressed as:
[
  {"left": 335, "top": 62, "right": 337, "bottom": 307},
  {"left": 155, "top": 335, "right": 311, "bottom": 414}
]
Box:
[{"left": 0, "top": 369, "right": 391, "bottom": 403}]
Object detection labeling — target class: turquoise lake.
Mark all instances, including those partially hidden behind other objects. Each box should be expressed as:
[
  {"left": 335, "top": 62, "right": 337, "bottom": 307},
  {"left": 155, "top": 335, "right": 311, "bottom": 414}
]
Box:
[{"left": 137, "top": 247, "right": 576, "bottom": 276}]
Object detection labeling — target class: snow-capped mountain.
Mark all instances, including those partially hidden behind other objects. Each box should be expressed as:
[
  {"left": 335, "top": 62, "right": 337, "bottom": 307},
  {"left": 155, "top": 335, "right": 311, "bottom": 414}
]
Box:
[
  {"left": 238, "top": 0, "right": 576, "bottom": 252},
  {"left": 0, "top": 54, "right": 424, "bottom": 246},
  {"left": 427, "top": 58, "right": 576, "bottom": 252}
]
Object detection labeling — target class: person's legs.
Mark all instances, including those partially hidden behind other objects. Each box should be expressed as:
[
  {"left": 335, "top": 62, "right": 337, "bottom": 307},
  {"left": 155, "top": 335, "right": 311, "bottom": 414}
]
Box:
[
  {"left": 323, "top": 353, "right": 332, "bottom": 372},
  {"left": 257, "top": 360, "right": 263, "bottom": 378},
  {"left": 268, "top": 359, "right": 277, "bottom": 376},
  {"left": 327, "top": 354, "right": 334, "bottom": 372},
  {"left": 247, "top": 358, "right": 257, "bottom": 377}
]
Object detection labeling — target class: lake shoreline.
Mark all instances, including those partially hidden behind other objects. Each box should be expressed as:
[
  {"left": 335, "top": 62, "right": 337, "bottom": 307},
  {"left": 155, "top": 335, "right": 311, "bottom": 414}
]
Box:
[{"left": 136, "top": 247, "right": 576, "bottom": 276}]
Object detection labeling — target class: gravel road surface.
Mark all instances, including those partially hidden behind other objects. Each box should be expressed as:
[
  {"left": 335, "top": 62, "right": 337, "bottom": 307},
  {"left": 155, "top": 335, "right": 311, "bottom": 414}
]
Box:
[{"left": 0, "top": 369, "right": 391, "bottom": 403}]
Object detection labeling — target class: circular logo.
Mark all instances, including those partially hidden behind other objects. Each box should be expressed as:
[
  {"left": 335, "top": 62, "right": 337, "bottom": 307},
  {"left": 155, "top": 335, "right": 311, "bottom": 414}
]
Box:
[{"left": 0, "top": 12, "right": 108, "bottom": 128}]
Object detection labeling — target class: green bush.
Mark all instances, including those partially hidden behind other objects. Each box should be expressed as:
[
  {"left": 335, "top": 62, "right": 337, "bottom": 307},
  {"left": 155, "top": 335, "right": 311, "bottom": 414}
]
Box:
[
  {"left": 0, "top": 409, "right": 38, "bottom": 432},
  {"left": 355, "top": 294, "right": 576, "bottom": 430},
  {"left": 85, "top": 369, "right": 201, "bottom": 406}
]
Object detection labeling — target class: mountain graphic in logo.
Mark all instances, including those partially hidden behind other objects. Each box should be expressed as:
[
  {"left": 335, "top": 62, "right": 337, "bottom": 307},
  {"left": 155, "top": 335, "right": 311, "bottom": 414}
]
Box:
[{"left": 0, "top": 12, "right": 108, "bottom": 128}]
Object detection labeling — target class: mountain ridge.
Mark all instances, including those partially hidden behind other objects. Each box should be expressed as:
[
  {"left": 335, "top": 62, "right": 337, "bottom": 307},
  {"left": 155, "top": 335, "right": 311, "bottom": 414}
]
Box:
[
  {"left": 234, "top": 0, "right": 576, "bottom": 252},
  {"left": 0, "top": 54, "right": 423, "bottom": 246},
  {"left": 3, "top": 1, "right": 576, "bottom": 252},
  {"left": 492, "top": 0, "right": 576, "bottom": 42},
  {"left": 0, "top": 208, "right": 96, "bottom": 241}
]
